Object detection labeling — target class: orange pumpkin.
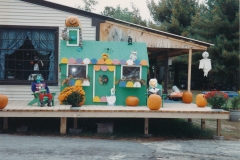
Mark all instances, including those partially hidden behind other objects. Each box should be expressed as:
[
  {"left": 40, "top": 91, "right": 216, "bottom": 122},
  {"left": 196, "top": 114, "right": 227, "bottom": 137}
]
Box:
[
  {"left": 195, "top": 94, "right": 207, "bottom": 107},
  {"left": 65, "top": 16, "right": 80, "bottom": 27},
  {"left": 182, "top": 91, "right": 193, "bottom": 104},
  {"left": 126, "top": 96, "right": 139, "bottom": 106},
  {"left": 0, "top": 94, "right": 8, "bottom": 109},
  {"left": 147, "top": 94, "right": 162, "bottom": 110}
]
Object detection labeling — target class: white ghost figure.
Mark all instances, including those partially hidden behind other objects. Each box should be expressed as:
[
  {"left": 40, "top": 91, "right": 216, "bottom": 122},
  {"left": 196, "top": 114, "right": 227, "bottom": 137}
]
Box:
[
  {"left": 129, "top": 51, "right": 137, "bottom": 61},
  {"left": 199, "top": 51, "right": 212, "bottom": 77}
]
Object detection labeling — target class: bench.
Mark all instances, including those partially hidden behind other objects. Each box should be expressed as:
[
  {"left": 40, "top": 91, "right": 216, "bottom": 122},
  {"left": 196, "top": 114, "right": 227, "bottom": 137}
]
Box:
[{"left": 28, "top": 92, "right": 56, "bottom": 106}]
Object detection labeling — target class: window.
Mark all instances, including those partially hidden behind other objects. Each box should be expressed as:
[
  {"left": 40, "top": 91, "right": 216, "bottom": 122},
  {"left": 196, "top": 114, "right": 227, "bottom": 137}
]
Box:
[
  {"left": 121, "top": 65, "right": 141, "bottom": 79},
  {"left": 67, "top": 64, "right": 87, "bottom": 78},
  {"left": 0, "top": 26, "right": 58, "bottom": 84},
  {"left": 66, "top": 28, "right": 79, "bottom": 46}
]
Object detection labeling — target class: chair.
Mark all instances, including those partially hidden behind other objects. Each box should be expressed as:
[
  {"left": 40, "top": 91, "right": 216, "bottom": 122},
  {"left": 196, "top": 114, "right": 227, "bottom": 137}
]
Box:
[{"left": 28, "top": 92, "right": 56, "bottom": 106}]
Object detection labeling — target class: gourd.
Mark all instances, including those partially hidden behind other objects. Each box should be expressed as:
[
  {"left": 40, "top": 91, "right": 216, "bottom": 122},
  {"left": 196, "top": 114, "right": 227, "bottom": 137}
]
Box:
[
  {"left": 126, "top": 96, "right": 139, "bottom": 106},
  {"left": 195, "top": 94, "right": 207, "bottom": 107},
  {"left": 182, "top": 91, "right": 193, "bottom": 104},
  {"left": 147, "top": 94, "right": 162, "bottom": 110},
  {"left": 65, "top": 16, "right": 80, "bottom": 27},
  {"left": 0, "top": 94, "right": 8, "bottom": 109}
]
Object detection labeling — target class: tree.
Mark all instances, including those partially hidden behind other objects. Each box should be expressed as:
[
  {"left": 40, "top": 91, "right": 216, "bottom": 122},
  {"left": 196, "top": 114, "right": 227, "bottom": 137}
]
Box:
[
  {"left": 187, "top": 0, "right": 239, "bottom": 89},
  {"left": 147, "top": 0, "right": 199, "bottom": 35},
  {"left": 101, "top": 3, "right": 147, "bottom": 26},
  {"left": 77, "top": 0, "right": 98, "bottom": 12}
]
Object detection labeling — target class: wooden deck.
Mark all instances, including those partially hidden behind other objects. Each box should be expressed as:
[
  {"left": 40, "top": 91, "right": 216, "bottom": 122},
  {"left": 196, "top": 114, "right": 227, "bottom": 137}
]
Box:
[{"left": 0, "top": 100, "right": 230, "bottom": 136}]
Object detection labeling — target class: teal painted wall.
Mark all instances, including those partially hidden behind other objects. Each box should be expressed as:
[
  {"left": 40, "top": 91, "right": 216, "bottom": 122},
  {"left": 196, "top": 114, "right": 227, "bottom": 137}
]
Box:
[{"left": 60, "top": 40, "right": 149, "bottom": 106}]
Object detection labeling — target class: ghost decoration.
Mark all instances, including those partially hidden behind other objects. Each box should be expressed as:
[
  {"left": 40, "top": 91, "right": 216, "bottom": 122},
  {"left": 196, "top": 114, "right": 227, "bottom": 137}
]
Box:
[
  {"left": 129, "top": 51, "right": 137, "bottom": 61},
  {"left": 199, "top": 51, "right": 212, "bottom": 77}
]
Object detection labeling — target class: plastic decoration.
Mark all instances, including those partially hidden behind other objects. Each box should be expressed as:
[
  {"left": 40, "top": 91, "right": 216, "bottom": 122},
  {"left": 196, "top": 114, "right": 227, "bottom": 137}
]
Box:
[
  {"left": 133, "top": 82, "right": 141, "bottom": 88},
  {"left": 100, "top": 96, "right": 107, "bottom": 102},
  {"left": 126, "top": 81, "right": 134, "bottom": 87},
  {"left": 98, "top": 75, "right": 108, "bottom": 85},
  {"left": 120, "top": 60, "right": 126, "bottom": 65},
  {"left": 112, "top": 59, "right": 120, "bottom": 65},
  {"left": 75, "top": 80, "right": 82, "bottom": 86},
  {"left": 140, "top": 60, "right": 148, "bottom": 66},
  {"left": 97, "top": 59, "right": 105, "bottom": 64},
  {"left": 100, "top": 66, "right": 108, "bottom": 71},
  {"left": 82, "top": 79, "right": 90, "bottom": 86},
  {"left": 83, "top": 58, "right": 90, "bottom": 64},
  {"left": 94, "top": 65, "right": 101, "bottom": 71},
  {"left": 119, "top": 81, "right": 126, "bottom": 87},
  {"left": 134, "top": 60, "right": 140, "bottom": 65},
  {"left": 61, "top": 58, "right": 68, "bottom": 64},
  {"left": 105, "top": 59, "right": 112, "bottom": 64},
  {"left": 68, "top": 58, "right": 76, "bottom": 64},
  {"left": 126, "top": 59, "right": 134, "bottom": 65},
  {"left": 76, "top": 58, "right": 83, "bottom": 64},
  {"left": 91, "top": 58, "right": 97, "bottom": 64},
  {"left": 108, "top": 66, "right": 115, "bottom": 72},
  {"left": 93, "top": 96, "right": 101, "bottom": 102},
  {"left": 69, "top": 79, "right": 75, "bottom": 86}
]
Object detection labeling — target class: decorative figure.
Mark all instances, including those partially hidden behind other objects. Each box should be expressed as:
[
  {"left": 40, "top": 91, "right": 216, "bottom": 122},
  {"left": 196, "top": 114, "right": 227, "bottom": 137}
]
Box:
[
  {"left": 61, "top": 28, "right": 70, "bottom": 41},
  {"left": 128, "top": 35, "right": 132, "bottom": 45},
  {"left": 102, "top": 53, "right": 109, "bottom": 61},
  {"left": 148, "top": 78, "right": 160, "bottom": 95},
  {"left": 30, "top": 55, "right": 44, "bottom": 74},
  {"left": 31, "top": 75, "right": 52, "bottom": 107},
  {"left": 106, "top": 88, "right": 116, "bottom": 106},
  {"left": 129, "top": 51, "right": 137, "bottom": 61},
  {"left": 65, "top": 16, "right": 80, "bottom": 27},
  {"left": 99, "top": 75, "right": 108, "bottom": 85},
  {"left": 199, "top": 51, "right": 212, "bottom": 77}
]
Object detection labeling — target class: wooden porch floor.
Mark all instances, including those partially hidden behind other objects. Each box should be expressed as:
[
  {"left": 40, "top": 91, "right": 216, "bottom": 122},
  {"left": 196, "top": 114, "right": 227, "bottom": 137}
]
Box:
[{"left": 0, "top": 100, "right": 229, "bottom": 136}]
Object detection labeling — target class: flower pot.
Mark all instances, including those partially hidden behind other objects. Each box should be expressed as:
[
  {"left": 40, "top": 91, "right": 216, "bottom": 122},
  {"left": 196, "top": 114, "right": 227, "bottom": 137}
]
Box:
[{"left": 229, "top": 109, "right": 240, "bottom": 122}]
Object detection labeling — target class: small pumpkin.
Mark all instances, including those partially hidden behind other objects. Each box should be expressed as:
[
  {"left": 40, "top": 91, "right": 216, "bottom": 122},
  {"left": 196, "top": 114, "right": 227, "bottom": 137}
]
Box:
[
  {"left": 126, "top": 96, "right": 139, "bottom": 106},
  {"left": 147, "top": 94, "right": 162, "bottom": 110},
  {"left": 65, "top": 16, "right": 80, "bottom": 27},
  {"left": 195, "top": 94, "right": 207, "bottom": 107},
  {"left": 182, "top": 91, "right": 193, "bottom": 104},
  {"left": 0, "top": 94, "right": 8, "bottom": 109}
]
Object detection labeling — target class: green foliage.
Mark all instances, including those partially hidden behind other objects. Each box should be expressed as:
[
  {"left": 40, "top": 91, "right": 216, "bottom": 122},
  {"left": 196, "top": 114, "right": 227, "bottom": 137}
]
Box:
[
  {"left": 66, "top": 91, "right": 83, "bottom": 107},
  {"left": 77, "top": 0, "right": 98, "bottom": 12},
  {"left": 101, "top": 4, "right": 147, "bottom": 26},
  {"left": 231, "top": 95, "right": 240, "bottom": 110}
]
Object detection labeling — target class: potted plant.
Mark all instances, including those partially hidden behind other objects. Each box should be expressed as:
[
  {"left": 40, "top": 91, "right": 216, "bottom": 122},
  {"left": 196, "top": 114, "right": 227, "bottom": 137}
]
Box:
[
  {"left": 204, "top": 91, "right": 229, "bottom": 109},
  {"left": 229, "top": 95, "right": 240, "bottom": 121},
  {"left": 58, "top": 85, "right": 85, "bottom": 107}
]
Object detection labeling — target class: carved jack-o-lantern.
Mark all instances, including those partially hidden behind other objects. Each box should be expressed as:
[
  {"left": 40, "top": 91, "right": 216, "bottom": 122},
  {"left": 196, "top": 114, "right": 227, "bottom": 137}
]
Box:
[{"left": 65, "top": 16, "right": 80, "bottom": 27}]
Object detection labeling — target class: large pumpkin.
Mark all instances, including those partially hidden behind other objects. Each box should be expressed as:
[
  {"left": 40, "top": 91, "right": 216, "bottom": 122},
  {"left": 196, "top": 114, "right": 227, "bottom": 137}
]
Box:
[
  {"left": 147, "top": 94, "right": 162, "bottom": 110},
  {"left": 182, "top": 91, "right": 193, "bottom": 104},
  {"left": 195, "top": 94, "right": 207, "bottom": 107},
  {"left": 0, "top": 94, "right": 8, "bottom": 109},
  {"left": 65, "top": 16, "right": 80, "bottom": 27},
  {"left": 126, "top": 96, "right": 139, "bottom": 106}
]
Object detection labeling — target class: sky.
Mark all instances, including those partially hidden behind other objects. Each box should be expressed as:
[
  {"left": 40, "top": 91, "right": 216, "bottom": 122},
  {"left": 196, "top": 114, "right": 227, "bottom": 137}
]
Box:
[{"left": 46, "top": 0, "right": 157, "bottom": 21}]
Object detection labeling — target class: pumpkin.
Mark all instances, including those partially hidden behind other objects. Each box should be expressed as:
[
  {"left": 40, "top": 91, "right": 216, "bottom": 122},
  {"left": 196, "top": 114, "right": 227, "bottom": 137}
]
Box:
[
  {"left": 0, "top": 94, "right": 8, "bottom": 109},
  {"left": 147, "top": 94, "right": 162, "bottom": 110},
  {"left": 195, "top": 94, "right": 207, "bottom": 107},
  {"left": 126, "top": 96, "right": 139, "bottom": 106},
  {"left": 182, "top": 91, "right": 193, "bottom": 104},
  {"left": 65, "top": 16, "right": 80, "bottom": 27}
]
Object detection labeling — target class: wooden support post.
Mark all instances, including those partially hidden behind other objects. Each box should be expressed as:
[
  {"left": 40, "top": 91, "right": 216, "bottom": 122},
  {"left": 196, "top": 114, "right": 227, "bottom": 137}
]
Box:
[
  {"left": 201, "top": 119, "right": 205, "bottom": 130},
  {"left": 217, "top": 119, "right": 221, "bottom": 136},
  {"left": 187, "top": 48, "right": 192, "bottom": 122},
  {"left": 3, "top": 117, "right": 8, "bottom": 130},
  {"left": 73, "top": 118, "right": 78, "bottom": 129},
  {"left": 60, "top": 117, "right": 67, "bottom": 134},
  {"left": 144, "top": 118, "right": 149, "bottom": 135}
]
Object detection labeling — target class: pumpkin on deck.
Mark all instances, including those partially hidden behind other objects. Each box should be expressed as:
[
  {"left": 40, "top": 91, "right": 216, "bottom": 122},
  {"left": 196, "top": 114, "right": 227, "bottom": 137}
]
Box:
[
  {"left": 182, "top": 91, "right": 193, "bottom": 104},
  {"left": 0, "top": 94, "right": 8, "bottom": 109},
  {"left": 147, "top": 94, "right": 162, "bottom": 110},
  {"left": 126, "top": 96, "right": 139, "bottom": 106},
  {"left": 195, "top": 94, "right": 207, "bottom": 107},
  {"left": 65, "top": 16, "right": 80, "bottom": 27}
]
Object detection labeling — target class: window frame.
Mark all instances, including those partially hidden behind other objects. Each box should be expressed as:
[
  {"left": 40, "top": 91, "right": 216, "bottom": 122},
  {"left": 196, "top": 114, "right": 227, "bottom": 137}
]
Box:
[
  {"left": 67, "top": 64, "right": 88, "bottom": 79},
  {"left": 121, "top": 65, "right": 142, "bottom": 80}
]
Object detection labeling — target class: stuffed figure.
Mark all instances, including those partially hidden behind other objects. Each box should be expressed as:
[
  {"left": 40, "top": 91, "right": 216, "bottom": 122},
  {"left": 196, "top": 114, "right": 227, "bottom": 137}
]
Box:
[
  {"left": 148, "top": 78, "right": 161, "bottom": 95},
  {"left": 31, "top": 75, "right": 52, "bottom": 107},
  {"left": 199, "top": 51, "right": 211, "bottom": 77},
  {"left": 129, "top": 51, "right": 137, "bottom": 61}
]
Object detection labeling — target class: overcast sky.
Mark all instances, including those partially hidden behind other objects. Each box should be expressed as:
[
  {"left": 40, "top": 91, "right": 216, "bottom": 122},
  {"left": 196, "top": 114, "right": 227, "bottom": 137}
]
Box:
[{"left": 46, "top": 0, "right": 157, "bottom": 21}]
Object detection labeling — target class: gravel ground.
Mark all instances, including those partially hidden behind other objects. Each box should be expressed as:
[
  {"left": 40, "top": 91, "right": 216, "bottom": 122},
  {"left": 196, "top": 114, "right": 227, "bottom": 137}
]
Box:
[{"left": 0, "top": 134, "right": 240, "bottom": 160}]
